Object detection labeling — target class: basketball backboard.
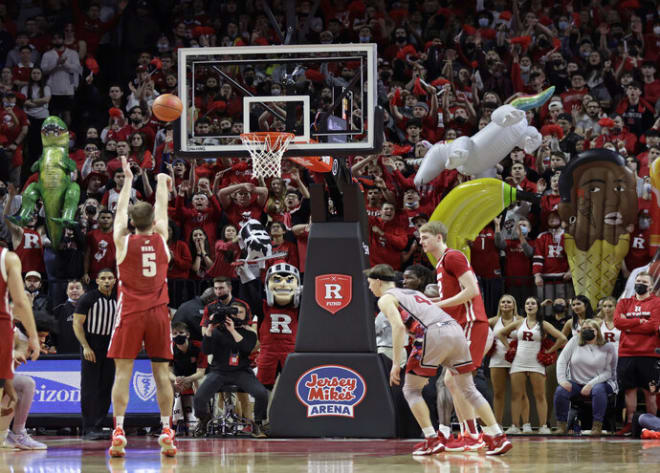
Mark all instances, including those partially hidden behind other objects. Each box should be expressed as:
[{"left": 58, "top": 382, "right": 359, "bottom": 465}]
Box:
[{"left": 175, "top": 44, "right": 382, "bottom": 159}]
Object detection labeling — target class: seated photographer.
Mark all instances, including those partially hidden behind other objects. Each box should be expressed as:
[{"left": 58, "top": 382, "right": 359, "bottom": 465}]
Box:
[{"left": 192, "top": 300, "right": 268, "bottom": 439}]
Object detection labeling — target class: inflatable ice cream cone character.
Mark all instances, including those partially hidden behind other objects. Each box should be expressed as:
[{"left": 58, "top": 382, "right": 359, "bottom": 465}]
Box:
[{"left": 558, "top": 149, "right": 638, "bottom": 306}]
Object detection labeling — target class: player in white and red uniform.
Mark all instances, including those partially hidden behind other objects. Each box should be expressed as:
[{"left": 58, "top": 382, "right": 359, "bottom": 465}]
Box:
[
  {"left": 107, "top": 157, "right": 176, "bottom": 458},
  {"left": 366, "top": 264, "right": 511, "bottom": 457},
  {"left": 0, "top": 247, "right": 39, "bottom": 406},
  {"left": 257, "top": 263, "right": 300, "bottom": 389},
  {"left": 419, "top": 221, "right": 503, "bottom": 453}
]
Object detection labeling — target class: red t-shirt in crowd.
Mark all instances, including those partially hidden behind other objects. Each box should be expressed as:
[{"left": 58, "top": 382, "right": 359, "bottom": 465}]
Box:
[
  {"left": 168, "top": 240, "right": 192, "bottom": 279},
  {"left": 532, "top": 231, "right": 568, "bottom": 279},
  {"left": 470, "top": 226, "right": 500, "bottom": 279},
  {"left": 223, "top": 199, "right": 264, "bottom": 227},
  {"left": 14, "top": 228, "right": 45, "bottom": 274},
  {"left": 614, "top": 294, "right": 660, "bottom": 358},
  {"left": 502, "top": 239, "right": 532, "bottom": 286},
  {"left": 368, "top": 216, "right": 408, "bottom": 270},
  {"left": 625, "top": 228, "right": 651, "bottom": 272},
  {"left": 86, "top": 229, "right": 116, "bottom": 280}
]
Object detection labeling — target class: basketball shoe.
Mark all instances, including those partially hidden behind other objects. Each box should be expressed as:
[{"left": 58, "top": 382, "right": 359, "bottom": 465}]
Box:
[
  {"left": 483, "top": 433, "right": 513, "bottom": 456},
  {"left": 158, "top": 427, "right": 177, "bottom": 457},
  {"left": 641, "top": 429, "right": 660, "bottom": 440},
  {"left": 412, "top": 435, "right": 445, "bottom": 455},
  {"left": 108, "top": 427, "right": 127, "bottom": 457}
]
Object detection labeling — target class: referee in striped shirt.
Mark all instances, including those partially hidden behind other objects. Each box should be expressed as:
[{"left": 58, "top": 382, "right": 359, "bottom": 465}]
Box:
[{"left": 73, "top": 268, "right": 117, "bottom": 440}]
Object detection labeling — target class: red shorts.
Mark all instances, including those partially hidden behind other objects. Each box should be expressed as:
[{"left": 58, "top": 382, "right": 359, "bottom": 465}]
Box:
[
  {"left": 108, "top": 304, "right": 173, "bottom": 360},
  {"left": 256, "top": 347, "right": 293, "bottom": 386},
  {"left": 463, "top": 320, "right": 490, "bottom": 372},
  {"left": 0, "top": 319, "right": 13, "bottom": 380}
]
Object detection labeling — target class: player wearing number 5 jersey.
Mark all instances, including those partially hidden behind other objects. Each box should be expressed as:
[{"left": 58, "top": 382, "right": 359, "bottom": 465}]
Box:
[
  {"left": 107, "top": 157, "right": 176, "bottom": 458},
  {"left": 419, "top": 221, "right": 494, "bottom": 452}
]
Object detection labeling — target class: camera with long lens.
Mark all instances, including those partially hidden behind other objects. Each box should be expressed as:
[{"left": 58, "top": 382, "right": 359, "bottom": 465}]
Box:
[{"left": 208, "top": 303, "right": 243, "bottom": 328}]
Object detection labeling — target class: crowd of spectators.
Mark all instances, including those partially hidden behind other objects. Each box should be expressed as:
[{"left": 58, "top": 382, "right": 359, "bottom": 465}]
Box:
[{"left": 0, "top": 0, "right": 659, "bottom": 436}]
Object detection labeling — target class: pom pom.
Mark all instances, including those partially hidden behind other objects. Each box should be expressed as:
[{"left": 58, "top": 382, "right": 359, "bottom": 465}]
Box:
[
  {"left": 504, "top": 339, "right": 518, "bottom": 363},
  {"left": 510, "top": 36, "right": 532, "bottom": 48},
  {"left": 536, "top": 338, "right": 558, "bottom": 366},
  {"left": 541, "top": 124, "right": 564, "bottom": 139},
  {"left": 109, "top": 107, "right": 123, "bottom": 118},
  {"left": 463, "top": 24, "right": 477, "bottom": 35},
  {"left": 598, "top": 117, "right": 615, "bottom": 128}
]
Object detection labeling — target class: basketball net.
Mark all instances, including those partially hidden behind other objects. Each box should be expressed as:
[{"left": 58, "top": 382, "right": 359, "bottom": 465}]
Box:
[{"left": 240, "top": 132, "right": 295, "bottom": 178}]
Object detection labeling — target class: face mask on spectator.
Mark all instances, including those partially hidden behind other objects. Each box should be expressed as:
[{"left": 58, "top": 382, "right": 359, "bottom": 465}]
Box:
[
  {"left": 173, "top": 334, "right": 187, "bottom": 345},
  {"left": 581, "top": 328, "right": 595, "bottom": 341},
  {"left": 359, "top": 35, "right": 370, "bottom": 42},
  {"left": 478, "top": 18, "right": 489, "bottom": 27},
  {"left": 634, "top": 283, "right": 649, "bottom": 295},
  {"left": 0, "top": 188, "right": 6, "bottom": 197},
  {"left": 2, "top": 101, "right": 12, "bottom": 108},
  {"left": 520, "top": 65, "right": 530, "bottom": 73},
  {"left": 395, "top": 35, "right": 406, "bottom": 44},
  {"left": 553, "top": 303, "right": 565, "bottom": 313},
  {"left": 558, "top": 21, "right": 569, "bottom": 30},
  {"left": 655, "top": 26, "right": 660, "bottom": 35},
  {"left": 519, "top": 225, "right": 529, "bottom": 236},
  {"left": 639, "top": 216, "right": 651, "bottom": 230}
]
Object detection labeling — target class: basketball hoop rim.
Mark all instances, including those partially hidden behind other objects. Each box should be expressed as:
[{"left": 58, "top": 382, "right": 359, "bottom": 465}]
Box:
[{"left": 240, "top": 131, "right": 295, "bottom": 148}]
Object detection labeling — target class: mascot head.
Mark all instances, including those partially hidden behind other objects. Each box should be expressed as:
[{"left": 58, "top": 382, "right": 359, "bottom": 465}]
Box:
[
  {"left": 265, "top": 262, "right": 301, "bottom": 307},
  {"left": 41, "top": 116, "right": 69, "bottom": 148}
]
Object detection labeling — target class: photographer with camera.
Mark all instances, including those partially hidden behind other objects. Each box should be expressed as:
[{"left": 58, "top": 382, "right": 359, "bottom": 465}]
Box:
[
  {"left": 193, "top": 299, "right": 268, "bottom": 439},
  {"left": 200, "top": 277, "right": 246, "bottom": 326}
]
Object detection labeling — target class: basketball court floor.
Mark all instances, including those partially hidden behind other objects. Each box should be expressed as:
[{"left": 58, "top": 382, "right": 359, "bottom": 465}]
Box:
[{"left": 2, "top": 436, "right": 658, "bottom": 473}]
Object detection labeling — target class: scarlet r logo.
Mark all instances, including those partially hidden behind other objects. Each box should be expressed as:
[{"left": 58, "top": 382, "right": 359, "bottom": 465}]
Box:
[{"left": 315, "top": 274, "right": 352, "bottom": 315}]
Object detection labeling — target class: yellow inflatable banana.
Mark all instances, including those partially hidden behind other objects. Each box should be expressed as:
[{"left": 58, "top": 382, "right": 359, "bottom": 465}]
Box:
[
  {"left": 427, "top": 178, "right": 518, "bottom": 265},
  {"left": 557, "top": 149, "right": 638, "bottom": 307}
]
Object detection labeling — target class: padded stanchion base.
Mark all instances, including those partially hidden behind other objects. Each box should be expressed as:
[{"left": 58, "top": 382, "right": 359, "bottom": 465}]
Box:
[{"left": 270, "top": 353, "right": 396, "bottom": 438}]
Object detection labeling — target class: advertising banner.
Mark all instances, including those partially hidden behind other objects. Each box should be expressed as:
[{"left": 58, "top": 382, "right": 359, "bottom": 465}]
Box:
[{"left": 16, "top": 358, "right": 159, "bottom": 414}]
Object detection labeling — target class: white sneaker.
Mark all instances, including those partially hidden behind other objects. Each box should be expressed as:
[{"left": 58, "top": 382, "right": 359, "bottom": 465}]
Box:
[
  {"left": 7, "top": 431, "right": 47, "bottom": 450},
  {"left": 538, "top": 426, "right": 552, "bottom": 435},
  {"left": 504, "top": 425, "right": 521, "bottom": 434},
  {"left": 522, "top": 423, "right": 533, "bottom": 434}
]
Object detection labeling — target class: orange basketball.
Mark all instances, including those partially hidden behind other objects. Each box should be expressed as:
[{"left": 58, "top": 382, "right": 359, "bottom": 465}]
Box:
[{"left": 152, "top": 93, "right": 183, "bottom": 122}]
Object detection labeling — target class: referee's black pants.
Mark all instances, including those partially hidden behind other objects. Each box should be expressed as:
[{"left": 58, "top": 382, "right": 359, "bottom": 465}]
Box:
[{"left": 80, "top": 334, "right": 114, "bottom": 434}]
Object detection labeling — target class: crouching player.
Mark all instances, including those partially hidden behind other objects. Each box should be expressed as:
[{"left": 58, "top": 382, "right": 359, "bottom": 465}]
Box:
[{"left": 365, "top": 264, "right": 512, "bottom": 456}]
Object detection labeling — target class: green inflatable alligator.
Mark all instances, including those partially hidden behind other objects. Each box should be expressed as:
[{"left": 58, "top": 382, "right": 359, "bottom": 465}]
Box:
[{"left": 9, "top": 116, "right": 80, "bottom": 250}]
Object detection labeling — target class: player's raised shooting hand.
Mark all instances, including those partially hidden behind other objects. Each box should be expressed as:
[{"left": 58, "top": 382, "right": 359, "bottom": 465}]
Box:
[
  {"left": 120, "top": 156, "right": 133, "bottom": 181},
  {"left": 158, "top": 173, "right": 173, "bottom": 192}
]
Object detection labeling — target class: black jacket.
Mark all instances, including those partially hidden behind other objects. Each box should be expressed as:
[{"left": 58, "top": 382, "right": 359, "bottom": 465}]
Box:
[
  {"left": 202, "top": 326, "right": 256, "bottom": 373},
  {"left": 172, "top": 296, "right": 204, "bottom": 341}
]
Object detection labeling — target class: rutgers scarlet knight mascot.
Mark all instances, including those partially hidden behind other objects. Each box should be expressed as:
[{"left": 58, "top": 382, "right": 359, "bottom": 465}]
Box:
[{"left": 257, "top": 262, "right": 301, "bottom": 390}]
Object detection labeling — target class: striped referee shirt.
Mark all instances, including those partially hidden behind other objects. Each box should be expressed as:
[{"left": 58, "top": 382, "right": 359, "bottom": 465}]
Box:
[{"left": 74, "top": 289, "right": 117, "bottom": 337}]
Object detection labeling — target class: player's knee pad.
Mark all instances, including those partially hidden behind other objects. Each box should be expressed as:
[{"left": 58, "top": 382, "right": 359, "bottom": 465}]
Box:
[{"left": 453, "top": 373, "right": 488, "bottom": 409}]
